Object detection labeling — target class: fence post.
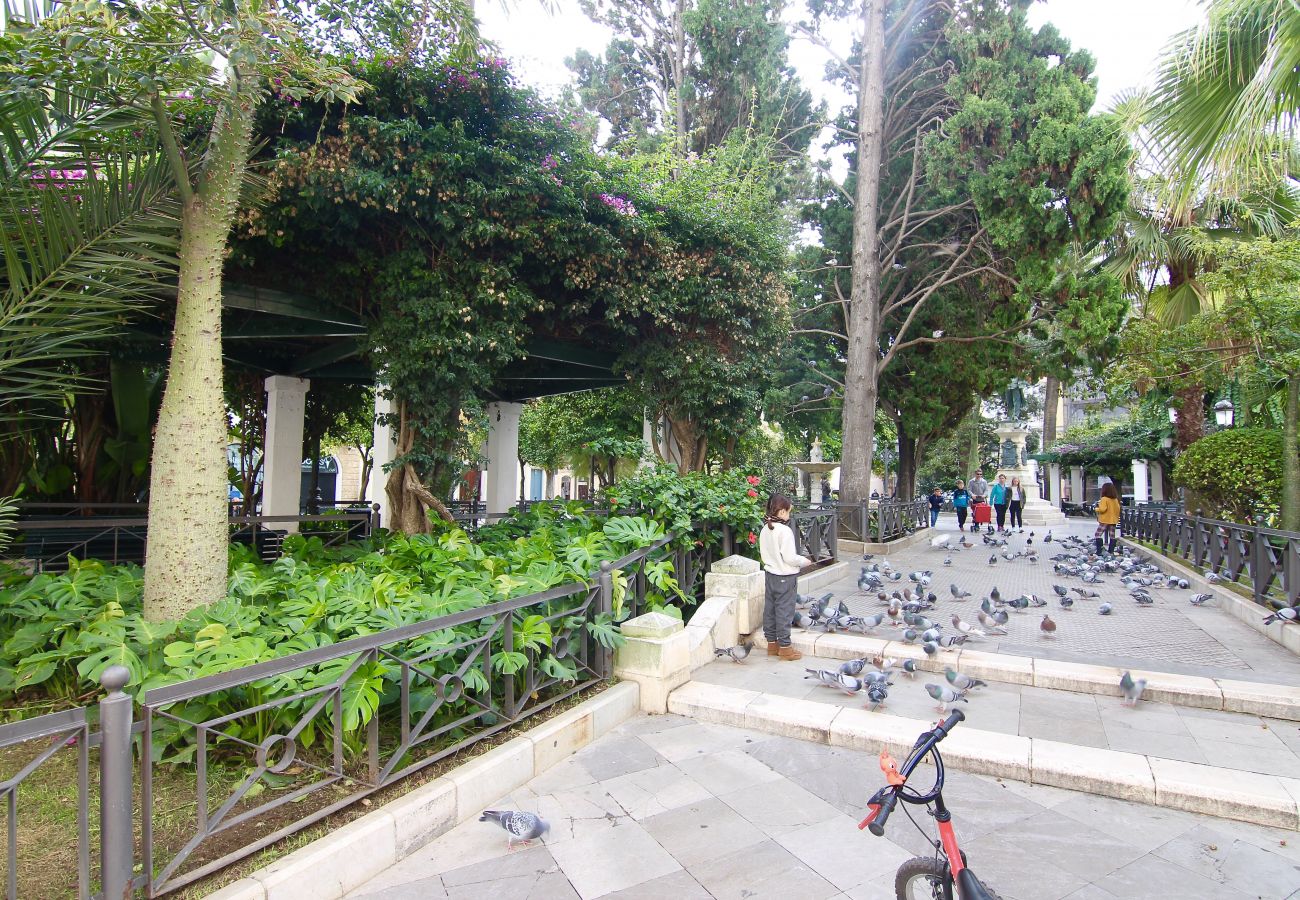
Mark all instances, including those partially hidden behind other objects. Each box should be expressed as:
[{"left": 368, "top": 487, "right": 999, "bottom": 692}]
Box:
[
  {"left": 1252, "top": 515, "right": 1266, "bottom": 607},
  {"left": 598, "top": 561, "right": 614, "bottom": 676},
  {"left": 722, "top": 524, "right": 733, "bottom": 558},
  {"left": 876, "top": 501, "right": 885, "bottom": 544},
  {"left": 99, "top": 665, "right": 134, "bottom": 900}
]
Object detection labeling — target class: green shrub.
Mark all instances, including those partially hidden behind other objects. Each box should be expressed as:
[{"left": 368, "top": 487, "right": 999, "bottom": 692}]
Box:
[
  {"left": 1173, "top": 428, "right": 1290, "bottom": 525},
  {"left": 602, "top": 465, "right": 765, "bottom": 550},
  {"left": 0, "top": 509, "right": 672, "bottom": 761}
]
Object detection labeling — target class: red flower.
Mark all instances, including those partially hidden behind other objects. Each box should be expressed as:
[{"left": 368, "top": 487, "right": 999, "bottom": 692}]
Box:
[
  {"left": 746, "top": 489, "right": 758, "bottom": 498},
  {"left": 746, "top": 475, "right": 760, "bottom": 486},
  {"left": 747, "top": 532, "right": 757, "bottom": 544}
]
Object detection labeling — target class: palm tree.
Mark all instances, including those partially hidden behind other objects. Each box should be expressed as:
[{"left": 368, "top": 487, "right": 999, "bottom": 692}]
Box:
[
  {"left": 0, "top": 87, "right": 180, "bottom": 548},
  {"left": 1104, "top": 90, "right": 1297, "bottom": 449},
  {"left": 1150, "top": 0, "right": 1300, "bottom": 193}
]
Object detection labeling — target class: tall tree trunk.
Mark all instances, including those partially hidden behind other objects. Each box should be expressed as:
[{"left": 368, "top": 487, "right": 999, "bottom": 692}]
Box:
[
  {"left": 353, "top": 440, "right": 372, "bottom": 501},
  {"left": 1043, "top": 377, "right": 1061, "bottom": 450},
  {"left": 896, "top": 417, "right": 917, "bottom": 499},
  {"left": 1174, "top": 377, "right": 1204, "bottom": 450},
  {"left": 839, "top": 0, "right": 887, "bottom": 505},
  {"left": 143, "top": 95, "right": 255, "bottom": 622},
  {"left": 1283, "top": 374, "right": 1299, "bottom": 532},
  {"left": 308, "top": 434, "right": 321, "bottom": 514},
  {"left": 673, "top": 0, "right": 687, "bottom": 156},
  {"left": 965, "top": 406, "right": 980, "bottom": 477},
  {"left": 385, "top": 399, "right": 455, "bottom": 533}
]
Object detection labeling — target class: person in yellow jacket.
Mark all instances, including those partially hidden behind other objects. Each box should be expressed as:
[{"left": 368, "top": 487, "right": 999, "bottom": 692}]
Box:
[{"left": 1094, "top": 482, "right": 1121, "bottom": 555}]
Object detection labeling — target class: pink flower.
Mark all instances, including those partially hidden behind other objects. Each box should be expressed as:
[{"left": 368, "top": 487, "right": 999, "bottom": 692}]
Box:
[
  {"left": 746, "top": 475, "right": 760, "bottom": 486},
  {"left": 746, "top": 489, "right": 758, "bottom": 498},
  {"left": 747, "top": 532, "right": 757, "bottom": 545}
]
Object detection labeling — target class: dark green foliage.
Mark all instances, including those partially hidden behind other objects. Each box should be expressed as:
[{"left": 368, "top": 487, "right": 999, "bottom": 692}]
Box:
[
  {"left": 519, "top": 389, "right": 644, "bottom": 485},
  {"left": 1173, "top": 428, "right": 1291, "bottom": 525},
  {"left": 604, "top": 464, "right": 764, "bottom": 551},
  {"left": 0, "top": 505, "right": 672, "bottom": 758}
]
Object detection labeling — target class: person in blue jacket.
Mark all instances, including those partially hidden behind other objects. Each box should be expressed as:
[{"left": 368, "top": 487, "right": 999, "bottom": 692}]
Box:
[
  {"left": 951, "top": 480, "right": 970, "bottom": 531},
  {"left": 927, "top": 488, "right": 944, "bottom": 527},
  {"left": 990, "top": 474, "right": 1009, "bottom": 532}
]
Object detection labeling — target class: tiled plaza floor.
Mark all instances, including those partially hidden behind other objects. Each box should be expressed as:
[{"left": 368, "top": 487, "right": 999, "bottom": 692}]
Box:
[
  {"left": 346, "top": 714, "right": 1300, "bottom": 900},
  {"left": 828, "top": 516, "right": 1300, "bottom": 683}
]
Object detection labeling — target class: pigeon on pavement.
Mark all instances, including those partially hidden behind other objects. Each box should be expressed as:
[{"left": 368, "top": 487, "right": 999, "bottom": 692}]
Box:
[
  {"left": 1120, "top": 671, "right": 1147, "bottom": 707},
  {"left": 1099, "top": 602, "right": 1113, "bottom": 615},
  {"left": 944, "top": 667, "right": 986, "bottom": 691},
  {"left": 1040, "top": 614, "right": 1057, "bottom": 637},
  {"left": 1189, "top": 593, "right": 1213, "bottom": 606},
  {"left": 480, "top": 810, "right": 549, "bottom": 849},
  {"left": 1264, "top": 607, "right": 1299, "bottom": 626},
  {"left": 714, "top": 641, "right": 754, "bottom": 663},
  {"left": 950, "top": 583, "right": 972, "bottom": 599},
  {"left": 925, "top": 683, "right": 968, "bottom": 712}
]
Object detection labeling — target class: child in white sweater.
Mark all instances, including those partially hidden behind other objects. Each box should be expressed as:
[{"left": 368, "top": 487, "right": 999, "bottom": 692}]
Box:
[{"left": 758, "top": 494, "right": 810, "bottom": 660}]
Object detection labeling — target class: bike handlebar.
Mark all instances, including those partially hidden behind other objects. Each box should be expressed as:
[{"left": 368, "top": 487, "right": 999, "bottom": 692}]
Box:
[{"left": 861, "top": 710, "right": 966, "bottom": 838}]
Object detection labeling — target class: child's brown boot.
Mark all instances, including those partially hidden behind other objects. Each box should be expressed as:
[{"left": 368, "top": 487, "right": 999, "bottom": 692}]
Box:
[{"left": 778, "top": 644, "right": 803, "bottom": 661}]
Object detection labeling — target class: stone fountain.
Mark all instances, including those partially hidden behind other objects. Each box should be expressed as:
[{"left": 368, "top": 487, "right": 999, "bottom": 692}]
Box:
[{"left": 790, "top": 437, "right": 840, "bottom": 506}]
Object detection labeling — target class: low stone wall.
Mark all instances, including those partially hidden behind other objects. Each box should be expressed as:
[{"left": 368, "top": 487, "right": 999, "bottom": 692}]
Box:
[{"left": 207, "top": 683, "right": 641, "bottom": 900}]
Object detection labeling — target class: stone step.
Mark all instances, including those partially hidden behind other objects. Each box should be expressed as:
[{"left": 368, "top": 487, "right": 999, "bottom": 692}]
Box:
[
  {"left": 755, "top": 628, "right": 1300, "bottom": 722},
  {"left": 667, "top": 679, "right": 1300, "bottom": 832}
]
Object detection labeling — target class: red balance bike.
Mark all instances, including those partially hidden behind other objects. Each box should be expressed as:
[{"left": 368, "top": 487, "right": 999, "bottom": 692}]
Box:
[{"left": 860, "top": 710, "right": 1002, "bottom": 900}]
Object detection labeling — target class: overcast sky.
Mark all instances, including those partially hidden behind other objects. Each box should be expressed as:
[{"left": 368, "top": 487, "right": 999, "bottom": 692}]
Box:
[{"left": 479, "top": 0, "right": 1206, "bottom": 119}]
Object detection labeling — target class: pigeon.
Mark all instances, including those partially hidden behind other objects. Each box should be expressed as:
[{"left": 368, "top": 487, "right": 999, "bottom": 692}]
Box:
[
  {"left": 899, "top": 659, "right": 919, "bottom": 677},
  {"left": 804, "top": 668, "right": 842, "bottom": 688},
  {"left": 988, "top": 555, "right": 998, "bottom": 566},
  {"left": 922, "top": 640, "right": 939, "bottom": 656},
  {"left": 1119, "top": 671, "right": 1147, "bottom": 707},
  {"left": 714, "top": 641, "right": 754, "bottom": 663},
  {"left": 840, "top": 657, "right": 869, "bottom": 677},
  {"left": 991, "top": 609, "right": 1009, "bottom": 626},
  {"left": 1052, "top": 584, "right": 1069, "bottom": 598},
  {"left": 925, "top": 682, "right": 968, "bottom": 712},
  {"left": 836, "top": 673, "right": 864, "bottom": 694},
  {"left": 1098, "top": 602, "right": 1113, "bottom": 615},
  {"left": 944, "top": 667, "right": 985, "bottom": 691},
  {"left": 1040, "top": 614, "right": 1057, "bottom": 637},
  {"left": 1058, "top": 595, "right": 1074, "bottom": 610},
  {"left": 943, "top": 557, "right": 953, "bottom": 567},
  {"left": 1189, "top": 593, "right": 1213, "bottom": 606},
  {"left": 1264, "top": 607, "right": 1299, "bottom": 625},
  {"left": 937, "top": 634, "right": 968, "bottom": 649},
  {"left": 989, "top": 586, "right": 1002, "bottom": 604},
  {"left": 866, "top": 682, "right": 890, "bottom": 710},
  {"left": 950, "top": 583, "right": 972, "bottom": 599},
  {"left": 977, "top": 610, "right": 1007, "bottom": 634},
  {"left": 901, "top": 628, "right": 919, "bottom": 644},
  {"left": 1072, "top": 587, "right": 1100, "bottom": 599},
  {"left": 931, "top": 534, "right": 951, "bottom": 550},
  {"left": 1044, "top": 531, "right": 1053, "bottom": 543},
  {"left": 950, "top": 614, "right": 985, "bottom": 637},
  {"left": 1205, "top": 572, "right": 1222, "bottom": 584},
  {"left": 480, "top": 810, "right": 549, "bottom": 849}
]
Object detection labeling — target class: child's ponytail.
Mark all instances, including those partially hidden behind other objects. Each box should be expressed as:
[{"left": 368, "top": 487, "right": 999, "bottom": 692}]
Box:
[{"left": 764, "top": 494, "right": 793, "bottom": 529}]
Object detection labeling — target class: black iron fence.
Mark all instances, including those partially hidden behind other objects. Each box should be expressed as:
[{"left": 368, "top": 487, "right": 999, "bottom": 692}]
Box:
[
  {"left": 790, "top": 508, "right": 838, "bottom": 562},
  {"left": 823, "top": 498, "right": 928, "bottom": 545},
  {"left": 1121, "top": 507, "right": 1300, "bottom": 609},
  {"left": 7, "top": 506, "right": 380, "bottom": 572},
  {"left": 0, "top": 535, "right": 673, "bottom": 899}
]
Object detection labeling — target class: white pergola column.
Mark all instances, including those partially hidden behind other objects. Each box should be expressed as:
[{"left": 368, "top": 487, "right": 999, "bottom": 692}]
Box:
[
  {"left": 1150, "top": 462, "right": 1165, "bottom": 502},
  {"left": 640, "top": 415, "right": 655, "bottom": 469},
  {"left": 1047, "top": 462, "right": 1062, "bottom": 504},
  {"left": 1132, "top": 459, "right": 1150, "bottom": 505},
  {"left": 1069, "top": 466, "right": 1085, "bottom": 504},
  {"left": 365, "top": 386, "right": 399, "bottom": 515},
  {"left": 484, "top": 401, "right": 523, "bottom": 515},
  {"left": 263, "top": 376, "right": 310, "bottom": 532}
]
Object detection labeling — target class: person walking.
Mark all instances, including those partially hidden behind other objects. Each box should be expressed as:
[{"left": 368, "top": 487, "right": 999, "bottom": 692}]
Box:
[
  {"left": 967, "top": 470, "right": 990, "bottom": 532},
  {"left": 759, "top": 494, "right": 810, "bottom": 660},
  {"left": 1094, "top": 482, "right": 1121, "bottom": 555},
  {"left": 951, "top": 480, "right": 971, "bottom": 531},
  {"left": 990, "top": 474, "right": 1009, "bottom": 532},
  {"left": 1008, "top": 476, "right": 1025, "bottom": 531},
  {"left": 927, "top": 487, "right": 944, "bottom": 527}
]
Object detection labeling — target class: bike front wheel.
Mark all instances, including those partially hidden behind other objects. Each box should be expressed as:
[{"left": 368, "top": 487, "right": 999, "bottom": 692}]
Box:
[{"left": 895, "top": 856, "right": 947, "bottom": 900}]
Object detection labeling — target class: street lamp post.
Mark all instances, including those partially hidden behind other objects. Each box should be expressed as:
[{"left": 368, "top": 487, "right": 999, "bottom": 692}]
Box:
[{"left": 1214, "top": 398, "right": 1235, "bottom": 429}]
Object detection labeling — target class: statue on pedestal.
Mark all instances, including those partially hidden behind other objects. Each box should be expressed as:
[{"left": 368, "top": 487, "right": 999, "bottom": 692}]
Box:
[
  {"left": 1000, "top": 439, "right": 1019, "bottom": 469},
  {"left": 810, "top": 437, "right": 823, "bottom": 462},
  {"left": 1003, "top": 382, "right": 1026, "bottom": 423}
]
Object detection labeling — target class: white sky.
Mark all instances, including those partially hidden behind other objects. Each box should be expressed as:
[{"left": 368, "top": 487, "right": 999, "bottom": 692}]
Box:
[{"left": 479, "top": 0, "right": 1206, "bottom": 119}]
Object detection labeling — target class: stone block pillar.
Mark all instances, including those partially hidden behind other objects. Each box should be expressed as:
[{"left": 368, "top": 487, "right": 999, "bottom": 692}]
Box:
[
  {"left": 614, "top": 612, "right": 691, "bottom": 714},
  {"left": 1046, "top": 462, "right": 1062, "bottom": 504},
  {"left": 484, "top": 401, "right": 523, "bottom": 515},
  {"left": 365, "top": 386, "right": 399, "bottom": 516},
  {"left": 1132, "top": 459, "right": 1150, "bottom": 505},
  {"left": 263, "top": 376, "right": 309, "bottom": 531}
]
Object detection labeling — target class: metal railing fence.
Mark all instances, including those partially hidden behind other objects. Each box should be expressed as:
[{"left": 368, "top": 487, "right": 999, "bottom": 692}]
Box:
[
  {"left": 822, "top": 498, "right": 928, "bottom": 545},
  {"left": 790, "top": 508, "right": 838, "bottom": 562},
  {"left": 1120, "top": 506, "right": 1300, "bottom": 609},
  {"left": 0, "top": 535, "right": 675, "bottom": 898}
]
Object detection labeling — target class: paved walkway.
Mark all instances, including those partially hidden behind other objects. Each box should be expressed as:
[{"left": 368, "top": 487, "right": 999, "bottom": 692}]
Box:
[
  {"left": 828, "top": 515, "right": 1300, "bottom": 683},
  {"left": 347, "top": 713, "right": 1300, "bottom": 900},
  {"left": 695, "top": 652, "right": 1300, "bottom": 779}
]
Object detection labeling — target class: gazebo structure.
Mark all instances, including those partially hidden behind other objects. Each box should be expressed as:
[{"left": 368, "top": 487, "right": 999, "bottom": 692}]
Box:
[{"left": 125, "top": 283, "right": 628, "bottom": 522}]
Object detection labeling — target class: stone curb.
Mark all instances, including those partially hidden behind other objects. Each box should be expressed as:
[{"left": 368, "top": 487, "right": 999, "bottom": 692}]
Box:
[
  {"left": 752, "top": 627, "right": 1300, "bottom": 722},
  {"left": 204, "top": 681, "right": 641, "bottom": 900},
  {"left": 838, "top": 528, "right": 933, "bottom": 557},
  {"left": 666, "top": 680, "right": 1300, "bottom": 831},
  {"left": 1119, "top": 538, "right": 1300, "bottom": 657}
]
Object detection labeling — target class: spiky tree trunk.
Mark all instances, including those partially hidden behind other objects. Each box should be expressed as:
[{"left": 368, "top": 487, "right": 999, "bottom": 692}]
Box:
[
  {"left": 143, "top": 94, "right": 255, "bottom": 621},
  {"left": 840, "top": 0, "right": 887, "bottom": 505},
  {"left": 1283, "top": 374, "right": 1299, "bottom": 532}
]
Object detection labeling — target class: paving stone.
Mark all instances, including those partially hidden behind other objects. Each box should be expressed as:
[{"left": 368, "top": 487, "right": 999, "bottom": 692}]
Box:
[
  {"left": 674, "top": 746, "right": 783, "bottom": 795},
  {"left": 687, "top": 838, "right": 840, "bottom": 900},
  {"left": 774, "top": 815, "right": 913, "bottom": 890},
  {"left": 717, "top": 776, "right": 842, "bottom": 838},
  {"left": 640, "top": 796, "right": 767, "bottom": 868},
  {"left": 349, "top": 877, "right": 450, "bottom": 900},
  {"left": 1151, "top": 823, "right": 1300, "bottom": 896},
  {"left": 637, "top": 720, "right": 770, "bottom": 763},
  {"left": 1092, "top": 853, "right": 1255, "bottom": 900},
  {"left": 981, "top": 808, "right": 1147, "bottom": 881},
  {"left": 956, "top": 829, "right": 1089, "bottom": 900},
  {"left": 593, "top": 868, "right": 712, "bottom": 899},
  {"left": 569, "top": 734, "right": 665, "bottom": 782},
  {"left": 1051, "top": 793, "right": 1202, "bottom": 855},
  {"left": 544, "top": 818, "right": 681, "bottom": 899},
  {"left": 599, "top": 761, "right": 713, "bottom": 819}
]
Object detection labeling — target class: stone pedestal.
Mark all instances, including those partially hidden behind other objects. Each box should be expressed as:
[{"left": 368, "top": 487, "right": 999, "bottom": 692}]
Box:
[
  {"left": 614, "top": 612, "right": 691, "bottom": 714},
  {"left": 366, "top": 385, "right": 398, "bottom": 513},
  {"left": 1132, "top": 459, "right": 1150, "bottom": 505},
  {"left": 263, "top": 376, "right": 310, "bottom": 531},
  {"left": 484, "top": 401, "right": 523, "bottom": 515},
  {"left": 995, "top": 423, "right": 1066, "bottom": 526}
]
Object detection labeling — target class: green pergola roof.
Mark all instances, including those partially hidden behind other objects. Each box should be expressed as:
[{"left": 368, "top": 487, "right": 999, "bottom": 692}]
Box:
[{"left": 130, "top": 284, "right": 623, "bottom": 401}]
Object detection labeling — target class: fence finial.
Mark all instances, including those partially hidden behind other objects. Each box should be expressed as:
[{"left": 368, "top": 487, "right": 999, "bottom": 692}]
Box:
[{"left": 100, "top": 664, "right": 130, "bottom": 695}]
